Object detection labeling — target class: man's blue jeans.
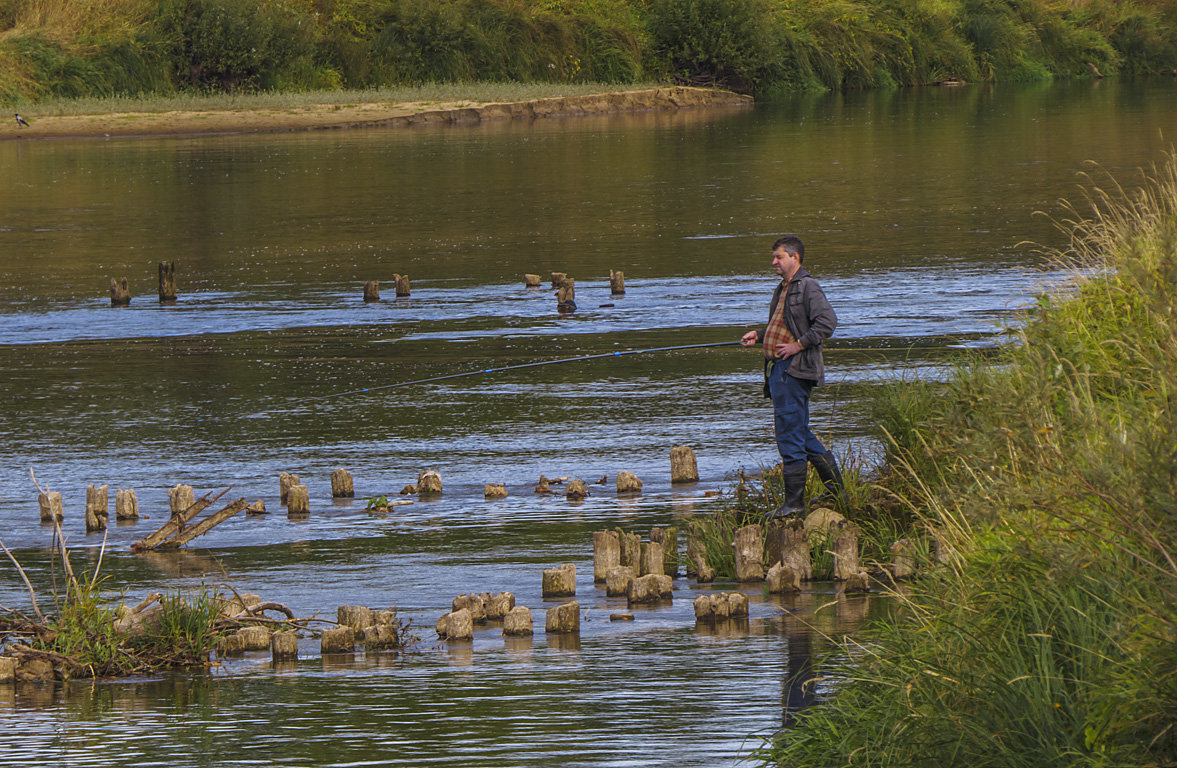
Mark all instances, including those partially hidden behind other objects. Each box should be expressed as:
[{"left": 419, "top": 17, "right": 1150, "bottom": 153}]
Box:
[{"left": 768, "top": 357, "right": 826, "bottom": 472}]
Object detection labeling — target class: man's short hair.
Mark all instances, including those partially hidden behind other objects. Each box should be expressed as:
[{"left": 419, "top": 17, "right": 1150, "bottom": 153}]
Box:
[{"left": 772, "top": 235, "right": 805, "bottom": 262}]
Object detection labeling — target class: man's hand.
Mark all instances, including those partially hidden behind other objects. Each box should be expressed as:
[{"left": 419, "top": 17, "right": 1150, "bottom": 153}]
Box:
[
  {"left": 774, "top": 341, "right": 803, "bottom": 358},
  {"left": 740, "top": 330, "right": 759, "bottom": 347}
]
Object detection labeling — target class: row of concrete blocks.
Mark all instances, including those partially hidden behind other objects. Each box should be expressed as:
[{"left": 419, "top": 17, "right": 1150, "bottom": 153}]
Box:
[
  {"left": 523, "top": 270, "right": 626, "bottom": 294},
  {"left": 218, "top": 604, "right": 402, "bottom": 661},
  {"left": 106, "top": 261, "right": 177, "bottom": 306}
]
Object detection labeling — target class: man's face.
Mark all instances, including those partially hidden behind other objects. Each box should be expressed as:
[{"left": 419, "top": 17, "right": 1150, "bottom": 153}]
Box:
[{"left": 772, "top": 247, "right": 799, "bottom": 279}]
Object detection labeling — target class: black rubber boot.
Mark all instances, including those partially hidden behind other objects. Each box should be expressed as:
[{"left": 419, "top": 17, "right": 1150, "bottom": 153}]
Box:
[
  {"left": 809, "top": 451, "right": 848, "bottom": 509},
  {"left": 767, "top": 463, "right": 808, "bottom": 520}
]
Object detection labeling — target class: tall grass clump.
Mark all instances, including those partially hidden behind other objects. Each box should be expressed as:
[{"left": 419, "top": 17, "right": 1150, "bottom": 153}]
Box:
[{"left": 761, "top": 155, "right": 1177, "bottom": 766}]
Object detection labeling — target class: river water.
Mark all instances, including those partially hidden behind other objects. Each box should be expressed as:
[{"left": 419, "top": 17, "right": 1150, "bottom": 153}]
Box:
[{"left": 0, "top": 79, "right": 1174, "bottom": 766}]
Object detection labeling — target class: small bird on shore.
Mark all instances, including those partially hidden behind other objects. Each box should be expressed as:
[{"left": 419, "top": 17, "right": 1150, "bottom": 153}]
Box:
[{"left": 15, "top": 113, "right": 29, "bottom": 128}]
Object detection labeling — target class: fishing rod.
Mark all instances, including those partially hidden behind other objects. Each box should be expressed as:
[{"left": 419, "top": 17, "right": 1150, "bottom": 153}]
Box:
[{"left": 282, "top": 340, "right": 743, "bottom": 410}]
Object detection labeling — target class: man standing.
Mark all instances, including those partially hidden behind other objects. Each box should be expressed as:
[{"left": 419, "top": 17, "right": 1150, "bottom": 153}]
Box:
[{"left": 740, "top": 235, "right": 844, "bottom": 518}]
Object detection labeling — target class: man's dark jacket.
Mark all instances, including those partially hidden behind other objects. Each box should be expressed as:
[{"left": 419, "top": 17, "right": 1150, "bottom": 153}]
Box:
[{"left": 754, "top": 266, "right": 837, "bottom": 391}]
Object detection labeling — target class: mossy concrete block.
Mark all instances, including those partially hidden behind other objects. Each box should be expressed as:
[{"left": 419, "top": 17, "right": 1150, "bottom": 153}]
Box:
[
  {"left": 0, "top": 657, "right": 14, "bottom": 683},
  {"left": 734, "top": 524, "right": 765, "bottom": 582},
  {"left": 565, "top": 478, "right": 588, "bottom": 499},
  {"left": 271, "top": 631, "right": 299, "bottom": 661},
  {"left": 38, "top": 491, "right": 63, "bottom": 522},
  {"left": 766, "top": 562, "right": 801, "bottom": 594},
  {"left": 617, "top": 530, "right": 641, "bottom": 568},
  {"left": 286, "top": 484, "right": 309, "bottom": 515},
  {"left": 484, "top": 483, "right": 508, "bottom": 499},
  {"left": 485, "top": 592, "right": 515, "bottom": 620},
  {"left": 545, "top": 601, "right": 580, "bottom": 634},
  {"left": 218, "top": 633, "right": 246, "bottom": 657},
  {"left": 321, "top": 626, "right": 355, "bottom": 654},
  {"left": 503, "top": 606, "right": 533, "bottom": 636},
  {"left": 542, "top": 563, "right": 576, "bottom": 597},
  {"left": 337, "top": 605, "right": 375, "bottom": 630},
  {"left": 445, "top": 608, "right": 474, "bottom": 640},
  {"left": 115, "top": 488, "right": 139, "bottom": 520},
  {"left": 330, "top": 468, "right": 354, "bottom": 498},
  {"left": 593, "top": 530, "right": 620, "bottom": 582},
  {"left": 627, "top": 574, "right": 662, "bottom": 605},
  {"left": 639, "top": 540, "right": 664, "bottom": 577},
  {"left": 843, "top": 571, "right": 871, "bottom": 593},
  {"left": 417, "top": 470, "right": 442, "bottom": 495},
  {"left": 605, "top": 565, "right": 635, "bottom": 597},
  {"left": 452, "top": 594, "right": 487, "bottom": 623},
  {"left": 889, "top": 538, "right": 917, "bottom": 579},
  {"left": 615, "top": 470, "right": 642, "bottom": 493},
  {"left": 238, "top": 626, "right": 271, "bottom": 651},
  {"left": 670, "top": 445, "right": 698, "bottom": 483}
]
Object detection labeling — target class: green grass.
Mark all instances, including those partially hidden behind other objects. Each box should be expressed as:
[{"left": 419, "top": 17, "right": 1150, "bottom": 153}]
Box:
[{"left": 760, "top": 154, "right": 1177, "bottom": 767}]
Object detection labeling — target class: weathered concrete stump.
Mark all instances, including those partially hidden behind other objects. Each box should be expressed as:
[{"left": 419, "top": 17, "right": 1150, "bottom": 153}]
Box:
[
  {"left": 593, "top": 530, "right": 621, "bottom": 582},
  {"left": 363, "top": 280, "right": 380, "bottom": 302},
  {"left": 115, "top": 489, "right": 138, "bottom": 520},
  {"left": 638, "top": 540, "right": 664, "bottom": 577},
  {"left": 670, "top": 445, "right": 699, "bottom": 483},
  {"left": 832, "top": 521, "right": 861, "bottom": 580},
  {"left": 503, "top": 606, "right": 533, "bottom": 636},
  {"left": 617, "top": 529, "right": 641, "bottom": 568},
  {"left": 279, "top": 473, "right": 299, "bottom": 504},
  {"left": 271, "top": 630, "right": 299, "bottom": 661},
  {"left": 85, "top": 503, "right": 106, "bottom": 533},
  {"left": 524, "top": 274, "right": 542, "bottom": 287},
  {"left": 605, "top": 565, "right": 635, "bottom": 597},
  {"left": 628, "top": 574, "right": 663, "bottom": 605},
  {"left": 218, "top": 633, "right": 246, "bottom": 656},
  {"left": 779, "top": 519, "right": 813, "bottom": 582},
  {"left": 158, "top": 261, "right": 177, "bottom": 303},
  {"left": 694, "top": 593, "right": 750, "bottom": 620},
  {"left": 330, "top": 469, "right": 354, "bottom": 498},
  {"left": 110, "top": 277, "right": 132, "bottom": 306},
  {"left": 321, "top": 626, "right": 355, "bottom": 654},
  {"left": 889, "top": 538, "right": 917, "bottom": 579},
  {"left": 394, "top": 273, "right": 410, "bottom": 297},
  {"left": 417, "top": 469, "right": 442, "bottom": 495},
  {"left": 687, "top": 539, "right": 715, "bottom": 583},
  {"left": 843, "top": 571, "right": 871, "bottom": 593},
  {"left": 238, "top": 626, "right": 271, "bottom": 651},
  {"left": 0, "top": 656, "right": 16, "bottom": 683},
  {"left": 565, "top": 478, "right": 588, "bottom": 499},
  {"left": 86, "top": 484, "right": 108, "bottom": 516},
  {"left": 247, "top": 499, "right": 266, "bottom": 515},
  {"left": 550, "top": 272, "right": 567, "bottom": 288},
  {"left": 542, "top": 563, "right": 576, "bottom": 597},
  {"left": 615, "top": 470, "right": 642, "bottom": 493},
  {"left": 484, "top": 483, "right": 508, "bottom": 499},
  {"left": 655, "top": 574, "right": 673, "bottom": 598},
  {"left": 650, "top": 526, "right": 678, "bottom": 576},
  {"left": 337, "top": 605, "right": 374, "bottom": 630},
  {"left": 766, "top": 562, "right": 801, "bottom": 594},
  {"left": 38, "top": 491, "right": 63, "bottom": 523},
  {"left": 357, "top": 623, "right": 399, "bottom": 649},
  {"left": 445, "top": 608, "right": 474, "bottom": 640},
  {"left": 556, "top": 279, "right": 576, "bottom": 312},
  {"left": 734, "top": 524, "right": 765, "bottom": 582},
  {"left": 286, "top": 484, "right": 309, "bottom": 515},
  {"left": 169, "top": 484, "right": 195, "bottom": 517},
  {"left": 485, "top": 592, "right": 515, "bottom": 619},
  {"left": 452, "top": 594, "right": 487, "bottom": 623},
  {"left": 610, "top": 269, "right": 625, "bottom": 295},
  {"left": 545, "top": 601, "right": 580, "bottom": 633}
]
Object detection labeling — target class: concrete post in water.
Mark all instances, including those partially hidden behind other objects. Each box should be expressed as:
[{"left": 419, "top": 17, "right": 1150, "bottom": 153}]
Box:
[
  {"left": 484, "top": 483, "right": 508, "bottom": 499},
  {"left": 85, "top": 503, "right": 106, "bottom": 533},
  {"left": 38, "top": 491, "right": 63, "bottom": 523},
  {"left": 279, "top": 473, "right": 299, "bottom": 504},
  {"left": 363, "top": 280, "right": 380, "bottom": 302},
  {"left": 605, "top": 565, "right": 635, "bottom": 597},
  {"left": 766, "top": 562, "right": 801, "bottom": 594},
  {"left": 445, "top": 608, "right": 474, "bottom": 640},
  {"left": 394, "top": 273, "right": 410, "bottom": 297},
  {"left": 638, "top": 540, "right": 664, "bottom": 577},
  {"left": 271, "top": 630, "right": 299, "bottom": 661},
  {"left": 627, "top": 574, "right": 662, "bottom": 605},
  {"left": 238, "top": 626, "right": 271, "bottom": 651},
  {"left": 286, "top": 484, "right": 309, "bottom": 515},
  {"left": 0, "top": 656, "right": 15, "bottom": 683},
  {"left": 218, "top": 632, "right": 246, "bottom": 656},
  {"left": 655, "top": 575, "right": 673, "bottom": 598},
  {"left": 321, "top": 626, "right": 355, "bottom": 654},
  {"left": 109, "top": 277, "right": 132, "bottom": 306},
  {"left": 610, "top": 269, "right": 625, "bottom": 295},
  {"left": 650, "top": 526, "right": 678, "bottom": 576},
  {"left": 545, "top": 601, "right": 580, "bottom": 633},
  {"left": 503, "top": 606, "right": 533, "bottom": 636},
  {"left": 115, "top": 489, "right": 138, "bottom": 520},
  {"left": 550, "top": 272, "right": 567, "bottom": 288},
  {"left": 593, "top": 530, "right": 620, "bottom": 582},
  {"left": 670, "top": 445, "right": 698, "bottom": 483},
  {"left": 485, "top": 592, "right": 515, "bottom": 619},
  {"left": 565, "top": 478, "right": 588, "bottom": 499},
  {"left": 86, "top": 484, "right": 109, "bottom": 517},
  {"left": 687, "top": 540, "right": 715, "bottom": 583},
  {"left": 247, "top": 499, "right": 266, "bottom": 515},
  {"left": 889, "top": 538, "right": 917, "bottom": 579},
  {"left": 831, "top": 520, "right": 861, "bottom": 580},
  {"left": 734, "top": 524, "right": 765, "bottom": 582},
  {"left": 524, "top": 274, "right": 542, "bottom": 287},
  {"left": 780, "top": 519, "right": 812, "bottom": 581},
  {"left": 417, "top": 469, "right": 442, "bottom": 495},
  {"left": 452, "top": 594, "right": 487, "bottom": 623},
  {"left": 169, "top": 484, "right": 195, "bottom": 517},
  {"left": 542, "top": 563, "right": 576, "bottom": 597},
  {"left": 617, "top": 529, "right": 641, "bottom": 568},
  {"left": 330, "top": 469, "right": 354, "bottom": 498},
  {"left": 556, "top": 279, "right": 576, "bottom": 313},
  {"left": 615, "top": 471, "right": 642, "bottom": 493},
  {"left": 337, "top": 605, "right": 375, "bottom": 630},
  {"left": 843, "top": 571, "right": 871, "bottom": 593},
  {"left": 158, "top": 261, "right": 177, "bottom": 303}
]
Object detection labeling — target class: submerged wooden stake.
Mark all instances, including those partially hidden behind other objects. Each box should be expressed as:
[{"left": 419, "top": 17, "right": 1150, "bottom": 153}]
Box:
[
  {"left": 734, "top": 524, "right": 765, "bottom": 582},
  {"left": 670, "top": 445, "right": 698, "bottom": 483},
  {"left": 363, "top": 280, "right": 380, "bottom": 302},
  {"left": 279, "top": 473, "right": 299, "bottom": 504},
  {"left": 109, "top": 277, "right": 132, "bottom": 306},
  {"left": 610, "top": 269, "right": 625, "bottom": 295},
  {"left": 38, "top": 491, "right": 63, "bottom": 523},
  {"left": 158, "top": 261, "right": 177, "bottom": 303},
  {"left": 286, "top": 484, "right": 309, "bottom": 515},
  {"left": 523, "top": 274, "right": 542, "bottom": 287},
  {"left": 115, "top": 489, "right": 139, "bottom": 520},
  {"left": 394, "top": 273, "right": 410, "bottom": 297},
  {"left": 330, "top": 468, "right": 354, "bottom": 498},
  {"left": 593, "top": 530, "right": 620, "bottom": 582},
  {"left": 169, "top": 484, "right": 194, "bottom": 518}
]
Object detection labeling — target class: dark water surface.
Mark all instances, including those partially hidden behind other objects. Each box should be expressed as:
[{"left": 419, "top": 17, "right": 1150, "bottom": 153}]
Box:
[{"left": 1, "top": 79, "right": 1175, "bottom": 766}]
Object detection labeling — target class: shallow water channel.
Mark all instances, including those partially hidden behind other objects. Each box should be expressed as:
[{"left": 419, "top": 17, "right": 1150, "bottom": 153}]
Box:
[{"left": 1, "top": 79, "right": 1175, "bottom": 766}]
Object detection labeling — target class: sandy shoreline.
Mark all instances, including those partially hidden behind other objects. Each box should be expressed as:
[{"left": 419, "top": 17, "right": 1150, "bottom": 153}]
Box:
[{"left": 2, "top": 86, "right": 751, "bottom": 141}]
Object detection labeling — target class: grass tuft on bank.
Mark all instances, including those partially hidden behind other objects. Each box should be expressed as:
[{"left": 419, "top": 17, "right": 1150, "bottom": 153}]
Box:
[
  {"left": 760, "top": 155, "right": 1177, "bottom": 767},
  {"left": 1, "top": 0, "right": 1176, "bottom": 104}
]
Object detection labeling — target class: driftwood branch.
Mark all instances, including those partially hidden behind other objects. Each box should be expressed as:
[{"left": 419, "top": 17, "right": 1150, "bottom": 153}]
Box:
[
  {"left": 157, "top": 498, "right": 247, "bottom": 550},
  {"left": 131, "top": 487, "right": 232, "bottom": 553},
  {"left": 0, "top": 538, "right": 43, "bottom": 621},
  {"left": 229, "top": 601, "right": 295, "bottom": 621}
]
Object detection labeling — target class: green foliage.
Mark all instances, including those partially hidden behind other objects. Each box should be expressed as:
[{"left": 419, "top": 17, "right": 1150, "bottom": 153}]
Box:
[
  {"left": 764, "top": 154, "right": 1177, "bottom": 767},
  {"left": 132, "top": 590, "right": 222, "bottom": 662}
]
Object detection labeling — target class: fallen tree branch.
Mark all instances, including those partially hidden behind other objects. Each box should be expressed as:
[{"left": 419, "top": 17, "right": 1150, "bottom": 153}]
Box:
[
  {"left": 131, "top": 487, "right": 232, "bottom": 553},
  {"left": 0, "top": 538, "right": 43, "bottom": 621}
]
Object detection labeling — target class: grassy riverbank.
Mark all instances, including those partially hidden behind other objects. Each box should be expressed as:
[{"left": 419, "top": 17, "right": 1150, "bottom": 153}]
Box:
[
  {"left": 759, "top": 160, "right": 1177, "bottom": 766},
  {"left": 2, "top": 0, "right": 1176, "bottom": 105}
]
